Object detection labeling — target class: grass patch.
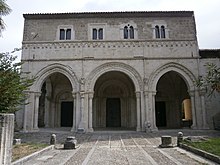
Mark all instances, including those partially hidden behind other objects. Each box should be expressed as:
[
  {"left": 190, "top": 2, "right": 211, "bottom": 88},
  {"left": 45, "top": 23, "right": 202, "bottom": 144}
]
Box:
[
  {"left": 183, "top": 138, "right": 220, "bottom": 157},
  {"left": 12, "top": 143, "right": 49, "bottom": 162}
]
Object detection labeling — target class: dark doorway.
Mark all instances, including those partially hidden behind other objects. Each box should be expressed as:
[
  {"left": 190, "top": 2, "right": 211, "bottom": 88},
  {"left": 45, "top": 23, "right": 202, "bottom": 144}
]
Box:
[
  {"left": 106, "top": 98, "right": 121, "bottom": 127},
  {"left": 61, "top": 101, "right": 73, "bottom": 127},
  {"left": 156, "top": 101, "right": 167, "bottom": 127}
]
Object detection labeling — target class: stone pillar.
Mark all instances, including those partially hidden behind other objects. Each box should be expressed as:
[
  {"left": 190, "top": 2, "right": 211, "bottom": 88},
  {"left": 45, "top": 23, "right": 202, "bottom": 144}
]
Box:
[
  {"left": 199, "top": 89, "right": 209, "bottom": 129},
  {"left": 140, "top": 91, "right": 145, "bottom": 131},
  {"left": 71, "top": 93, "right": 77, "bottom": 132},
  {"left": 0, "top": 114, "right": 14, "bottom": 165},
  {"left": 78, "top": 92, "right": 85, "bottom": 132},
  {"left": 189, "top": 90, "right": 197, "bottom": 129},
  {"left": 144, "top": 91, "right": 150, "bottom": 131},
  {"left": 33, "top": 92, "right": 41, "bottom": 131},
  {"left": 22, "top": 91, "right": 29, "bottom": 132},
  {"left": 148, "top": 91, "right": 157, "bottom": 131},
  {"left": 136, "top": 91, "right": 141, "bottom": 131},
  {"left": 88, "top": 92, "right": 94, "bottom": 132}
]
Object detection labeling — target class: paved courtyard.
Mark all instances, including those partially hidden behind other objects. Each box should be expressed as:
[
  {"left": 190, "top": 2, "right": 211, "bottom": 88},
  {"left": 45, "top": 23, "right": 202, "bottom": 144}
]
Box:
[{"left": 13, "top": 129, "right": 220, "bottom": 165}]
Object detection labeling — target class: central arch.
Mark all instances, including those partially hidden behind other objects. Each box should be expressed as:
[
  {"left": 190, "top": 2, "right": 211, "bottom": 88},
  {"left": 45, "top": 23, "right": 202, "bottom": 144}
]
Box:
[
  {"left": 93, "top": 71, "right": 136, "bottom": 130},
  {"left": 86, "top": 62, "right": 143, "bottom": 131}
]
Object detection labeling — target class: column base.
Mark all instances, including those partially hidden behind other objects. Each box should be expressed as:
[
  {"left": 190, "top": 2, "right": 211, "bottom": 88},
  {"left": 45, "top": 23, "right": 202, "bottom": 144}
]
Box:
[
  {"left": 136, "top": 127, "right": 141, "bottom": 132},
  {"left": 88, "top": 128, "right": 94, "bottom": 132}
]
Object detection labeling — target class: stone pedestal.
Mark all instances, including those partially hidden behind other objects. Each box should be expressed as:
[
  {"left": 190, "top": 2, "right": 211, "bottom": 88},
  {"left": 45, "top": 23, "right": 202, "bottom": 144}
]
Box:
[
  {"left": 64, "top": 136, "right": 77, "bottom": 149},
  {"left": 0, "top": 114, "right": 14, "bottom": 165},
  {"left": 159, "top": 135, "right": 173, "bottom": 148}
]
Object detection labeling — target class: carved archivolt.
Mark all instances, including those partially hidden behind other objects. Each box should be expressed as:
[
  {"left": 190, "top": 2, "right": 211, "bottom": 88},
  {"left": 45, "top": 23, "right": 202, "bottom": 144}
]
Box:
[
  {"left": 148, "top": 62, "right": 196, "bottom": 91},
  {"left": 86, "top": 62, "right": 143, "bottom": 92},
  {"left": 32, "top": 63, "right": 79, "bottom": 92}
]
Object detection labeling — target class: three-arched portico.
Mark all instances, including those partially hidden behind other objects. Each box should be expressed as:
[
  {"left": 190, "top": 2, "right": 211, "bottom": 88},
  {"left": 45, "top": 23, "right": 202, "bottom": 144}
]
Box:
[{"left": 21, "top": 62, "right": 209, "bottom": 132}]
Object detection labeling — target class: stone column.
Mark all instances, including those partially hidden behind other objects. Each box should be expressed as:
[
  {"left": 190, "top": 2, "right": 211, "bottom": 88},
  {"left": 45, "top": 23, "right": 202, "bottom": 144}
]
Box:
[
  {"left": 78, "top": 92, "right": 85, "bottom": 132},
  {"left": 151, "top": 91, "right": 158, "bottom": 131},
  {"left": 144, "top": 91, "right": 150, "bottom": 130},
  {"left": 199, "top": 89, "right": 209, "bottom": 129},
  {"left": 88, "top": 92, "right": 94, "bottom": 132},
  {"left": 22, "top": 91, "right": 29, "bottom": 132},
  {"left": 71, "top": 92, "right": 77, "bottom": 132},
  {"left": 33, "top": 92, "right": 41, "bottom": 131},
  {"left": 0, "top": 114, "right": 14, "bottom": 165},
  {"left": 140, "top": 91, "right": 145, "bottom": 131},
  {"left": 189, "top": 90, "right": 197, "bottom": 129},
  {"left": 136, "top": 91, "right": 141, "bottom": 131}
]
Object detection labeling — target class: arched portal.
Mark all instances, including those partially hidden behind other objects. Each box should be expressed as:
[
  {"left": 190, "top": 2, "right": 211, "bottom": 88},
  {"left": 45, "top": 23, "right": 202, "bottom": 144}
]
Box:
[
  {"left": 93, "top": 71, "right": 136, "bottom": 130},
  {"left": 155, "top": 71, "right": 192, "bottom": 128},
  {"left": 38, "top": 72, "right": 74, "bottom": 128}
]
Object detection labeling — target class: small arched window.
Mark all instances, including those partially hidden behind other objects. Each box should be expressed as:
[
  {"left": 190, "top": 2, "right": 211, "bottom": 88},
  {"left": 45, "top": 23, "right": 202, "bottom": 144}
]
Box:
[
  {"left": 129, "top": 26, "right": 134, "bottom": 39},
  {"left": 124, "top": 26, "right": 129, "bottom": 39},
  {"left": 98, "top": 28, "right": 103, "bottom": 39},
  {"left": 92, "top": 28, "right": 97, "bottom": 40},
  {"left": 155, "top": 25, "right": 160, "bottom": 38},
  {"left": 161, "top": 26, "right": 165, "bottom": 38}
]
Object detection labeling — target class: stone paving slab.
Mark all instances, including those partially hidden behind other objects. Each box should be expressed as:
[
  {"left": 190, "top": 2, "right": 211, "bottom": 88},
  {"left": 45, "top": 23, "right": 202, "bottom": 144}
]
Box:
[{"left": 13, "top": 129, "right": 220, "bottom": 165}]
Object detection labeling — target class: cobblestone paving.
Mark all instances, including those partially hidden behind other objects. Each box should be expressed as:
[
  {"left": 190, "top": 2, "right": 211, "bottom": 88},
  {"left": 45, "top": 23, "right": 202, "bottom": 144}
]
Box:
[{"left": 14, "top": 129, "right": 219, "bottom": 165}]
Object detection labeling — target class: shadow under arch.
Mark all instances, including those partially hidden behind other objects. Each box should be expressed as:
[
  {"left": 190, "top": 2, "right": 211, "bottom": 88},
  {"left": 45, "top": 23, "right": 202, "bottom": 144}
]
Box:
[
  {"left": 85, "top": 62, "right": 143, "bottom": 92},
  {"left": 31, "top": 63, "right": 79, "bottom": 93},
  {"left": 148, "top": 62, "right": 196, "bottom": 92}
]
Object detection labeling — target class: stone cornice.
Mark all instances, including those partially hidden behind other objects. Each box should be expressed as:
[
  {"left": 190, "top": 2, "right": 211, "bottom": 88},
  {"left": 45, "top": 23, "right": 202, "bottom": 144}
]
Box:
[{"left": 23, "top": 11, "right": 194, "bottom": 19}]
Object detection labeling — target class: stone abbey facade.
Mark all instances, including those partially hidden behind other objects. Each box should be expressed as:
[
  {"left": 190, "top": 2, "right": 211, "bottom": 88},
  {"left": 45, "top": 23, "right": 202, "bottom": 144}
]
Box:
[{"left": 16, "top": 11, "right": 220, "bottom": 132}]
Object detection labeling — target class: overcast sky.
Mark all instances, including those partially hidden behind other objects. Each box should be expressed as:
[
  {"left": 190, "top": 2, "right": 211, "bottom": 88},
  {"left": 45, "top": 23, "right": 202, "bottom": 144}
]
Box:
[{"left": 0, "top": 0, "right": 220, "bottom": 59}]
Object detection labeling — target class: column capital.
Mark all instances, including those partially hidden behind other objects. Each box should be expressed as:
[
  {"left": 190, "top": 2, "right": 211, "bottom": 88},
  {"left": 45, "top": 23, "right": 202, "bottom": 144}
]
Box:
[
  {"left": 72, "top": 92, "right": 77, "bottom": 99},
  {"left": 34, "top": 92, "right": 42, "bottom": 97},
  {"left": 88, "top": 92, "right": 94, "bottom": 99},
  {"left": 188, "top": 90, "right": 195, "bottom": 97},
  {"left": 135, "top": 91, "right": 141, "bottom": 98},
  {"left": 199, "top": 88, "right": 206, "bottom": 96},
  {"left": 80, "top": 92, "right": 85, "bottom": 98}
]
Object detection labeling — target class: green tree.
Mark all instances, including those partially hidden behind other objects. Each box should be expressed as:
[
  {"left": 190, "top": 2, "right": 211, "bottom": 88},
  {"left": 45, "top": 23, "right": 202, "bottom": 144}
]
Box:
[
  {"left": 197, "top": 63, "right": 220, "bottom": 96},
  {"left": 0, "top": 0, "right": 11, "bottom": 35},
  {"left": 0, "top": 49, "right": 34, "bottom": 113}
]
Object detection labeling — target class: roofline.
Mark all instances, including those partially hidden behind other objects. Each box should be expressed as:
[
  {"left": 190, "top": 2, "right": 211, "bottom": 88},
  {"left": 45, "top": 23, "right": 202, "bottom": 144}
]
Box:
[{"left": 23, "top": 11, "right": 194, "bottom": 19}]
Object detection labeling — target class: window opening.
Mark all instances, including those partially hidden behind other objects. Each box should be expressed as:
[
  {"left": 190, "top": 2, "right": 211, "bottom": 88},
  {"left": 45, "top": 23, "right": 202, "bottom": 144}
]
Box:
[
  {"left": 161, "top": 26, "right": 165, "bottom": 38},
  {"left": 124, "top": 26, "right": 128, "bottom": 39},
  {"left": 59, "top": 28, "right": 71, "bottom": 40},
  {"left": 129, "top": 26, "right": 134, "bottom": 39},
  {"left": 92, "top": 28, "right": 97, "bottom": 40},
  {"left": 155, "top": 25, "right": 160, "bottom": 38},
  {"left": 98, "top": 28, "right": 103, "bottom": 39}
]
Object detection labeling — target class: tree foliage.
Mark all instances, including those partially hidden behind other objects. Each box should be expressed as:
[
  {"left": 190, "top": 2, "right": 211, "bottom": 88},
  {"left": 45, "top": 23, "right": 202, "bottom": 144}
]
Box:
[
  {"left": 197, "top": 63, "right": 220, "bottom": 96},
  {"left": 0, "top": 0, "right": 11, "bottom": 35},
  {"left": 0, "top": 49, "right": 34, "bottom": 113}
]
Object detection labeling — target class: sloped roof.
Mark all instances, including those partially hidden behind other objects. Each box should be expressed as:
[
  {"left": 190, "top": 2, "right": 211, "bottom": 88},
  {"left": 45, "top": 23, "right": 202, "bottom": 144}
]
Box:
[
  {"left": 199, "top": 49, "right": 220, "bottom": 58},
  {"left": 23, "top": 11, "right": 194, "bottom": 19}
]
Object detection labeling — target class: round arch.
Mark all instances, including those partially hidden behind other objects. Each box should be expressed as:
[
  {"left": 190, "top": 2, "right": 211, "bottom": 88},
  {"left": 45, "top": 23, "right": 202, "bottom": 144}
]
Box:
[
  {"left": 148, "top": 62, "right": 196, "bottom": 92},
  {"left": 86, "top": 62, "right": 143, "bottom": 92},
  {"left": 31, "top": 63, "right": 79, "bottom": 92}
]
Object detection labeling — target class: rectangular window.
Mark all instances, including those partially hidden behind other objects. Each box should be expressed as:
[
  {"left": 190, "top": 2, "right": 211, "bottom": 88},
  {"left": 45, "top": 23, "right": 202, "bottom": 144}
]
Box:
[
  {"left": 98, "top": 28, "right": 103, "bottom": 39},
  {"left": 66, "top": 29, "right": 71, "bottom": 40},
  {"left": 60, "top": 29, "right": 65, "bottom": 40},
  {"left": 59, "top": 28, "right": 71, "bottom": 40},
  {"left": 92, "top": 28, "right": 97, "bottom": 40}
]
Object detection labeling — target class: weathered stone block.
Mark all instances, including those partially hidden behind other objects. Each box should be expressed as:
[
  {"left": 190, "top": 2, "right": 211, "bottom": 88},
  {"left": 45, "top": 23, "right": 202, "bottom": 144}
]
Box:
[
  {"left": 0, "top": 114, "right": 14, "bottom": 165},
  {"left": 159, "top": 135, "right": 173, "bottom": 148},
  {"left": 64, "top": 136, "right": 77, "bottom": 149}
]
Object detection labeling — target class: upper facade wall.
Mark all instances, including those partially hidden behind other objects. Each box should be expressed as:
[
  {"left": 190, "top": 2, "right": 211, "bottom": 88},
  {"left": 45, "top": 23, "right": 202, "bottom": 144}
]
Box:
[{"left": 22, "top": 11, "right": 197, "bottom": 42}]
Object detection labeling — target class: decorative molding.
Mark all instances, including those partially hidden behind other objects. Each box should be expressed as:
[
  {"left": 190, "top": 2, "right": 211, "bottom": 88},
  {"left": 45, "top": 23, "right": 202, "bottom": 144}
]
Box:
[
  {"left": 86, "top": 62, "right": 143, "bottom": 92},
  {"left": 148, "top": 62, "right": 196, "bottom": 92},
  {"left": 33, "top": 63, "right": 79, "bottom": 92}
]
